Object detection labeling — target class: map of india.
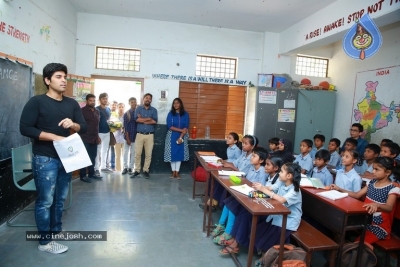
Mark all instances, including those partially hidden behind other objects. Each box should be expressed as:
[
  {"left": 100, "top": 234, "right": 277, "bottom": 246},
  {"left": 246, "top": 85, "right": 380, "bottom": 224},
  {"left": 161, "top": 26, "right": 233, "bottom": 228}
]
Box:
[{"left": 353, "top": 81, "right": 400, "bottom": 141}]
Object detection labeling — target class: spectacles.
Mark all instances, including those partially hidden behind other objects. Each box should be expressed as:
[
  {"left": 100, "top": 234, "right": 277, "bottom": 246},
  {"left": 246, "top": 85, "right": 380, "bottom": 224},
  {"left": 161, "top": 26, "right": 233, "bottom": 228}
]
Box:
[{"left": 349, "top": 129, "right": 359, "bottom": 132}]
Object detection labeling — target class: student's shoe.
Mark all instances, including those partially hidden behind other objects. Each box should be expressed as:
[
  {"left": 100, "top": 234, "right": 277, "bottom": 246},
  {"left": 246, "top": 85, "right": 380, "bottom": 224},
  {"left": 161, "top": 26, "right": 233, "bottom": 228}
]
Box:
[
  {"left": 95, "top": 170, "right": 101, "bottom": 176},
  {"left": 101, "top": 168, "right": 113, "bottom": 173},
  {"left": 211, "top": 224, "right": 225, "bottom": 237},
  {"left": 80, "top": 176, "right": 91, "bottom": 183},
  {"left": 121, "top": 168, "right": 128, "bottom": 175},
  {"left": 38, "top": 241, "right": 68, "bottom": 254},
  {"left": 143, "top": 172, "right": 150, "bottom": 179},
  {"left": 130, "top": 171, "right": 140, "bottom": 178},
  {"left": 128, "top": 168, "right": 133, "bottom": 175}
]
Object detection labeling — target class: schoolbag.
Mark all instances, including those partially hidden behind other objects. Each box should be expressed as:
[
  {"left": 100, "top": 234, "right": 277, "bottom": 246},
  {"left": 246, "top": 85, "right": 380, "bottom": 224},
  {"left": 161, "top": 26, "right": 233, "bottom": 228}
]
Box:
[
  {"left": 341, "top": 242, "right": 377, "bottom": 267},
  {"left": 191, "top": 166, "right": 207, "bottom": 182},
  {"left": 261, "top": 244, "right": 307, "bottom": 267}
]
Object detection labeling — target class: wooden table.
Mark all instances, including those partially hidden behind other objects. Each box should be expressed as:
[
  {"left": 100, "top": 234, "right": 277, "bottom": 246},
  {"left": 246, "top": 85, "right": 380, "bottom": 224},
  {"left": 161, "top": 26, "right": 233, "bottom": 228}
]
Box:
[
  {"left": 193, "top": 151, "right": 231, "bottom": 237},
  {"left": 211, "top": 171, "right": 291, "bottom": 267},
  {"left": 301, "top": 187, "right": 372, "bottom": 267}
]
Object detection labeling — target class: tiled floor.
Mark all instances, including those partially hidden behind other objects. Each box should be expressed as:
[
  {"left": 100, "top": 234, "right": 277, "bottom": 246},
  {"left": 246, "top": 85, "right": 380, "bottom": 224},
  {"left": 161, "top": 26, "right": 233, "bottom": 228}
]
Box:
[{"left": 0, "top": 172, "right": 327, "bottom": 267}]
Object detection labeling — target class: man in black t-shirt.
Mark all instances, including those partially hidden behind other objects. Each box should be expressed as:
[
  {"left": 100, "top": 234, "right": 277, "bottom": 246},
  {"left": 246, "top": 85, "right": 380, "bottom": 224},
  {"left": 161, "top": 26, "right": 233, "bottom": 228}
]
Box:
[{"left": 20, "top": 63, "right": 87, "bottom": 254}]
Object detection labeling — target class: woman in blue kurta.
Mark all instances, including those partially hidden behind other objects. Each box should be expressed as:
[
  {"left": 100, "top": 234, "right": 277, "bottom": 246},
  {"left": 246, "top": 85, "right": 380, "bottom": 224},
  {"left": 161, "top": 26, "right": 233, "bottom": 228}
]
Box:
[{"left": 164, "top": 98, "right": 190, "bottom": 179}]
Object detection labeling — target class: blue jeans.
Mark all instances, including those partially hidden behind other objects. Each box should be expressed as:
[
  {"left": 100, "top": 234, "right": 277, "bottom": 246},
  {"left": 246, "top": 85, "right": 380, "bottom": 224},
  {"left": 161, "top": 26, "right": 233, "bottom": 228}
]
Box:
[{"left": 33, "top": 155, "right": 71, "bottom": 245}]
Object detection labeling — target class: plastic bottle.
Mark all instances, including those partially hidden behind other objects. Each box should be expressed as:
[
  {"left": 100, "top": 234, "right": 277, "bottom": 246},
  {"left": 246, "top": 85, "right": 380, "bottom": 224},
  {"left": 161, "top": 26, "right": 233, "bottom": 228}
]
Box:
[
  {"left": 205, "top": 125, "right": 210, "bottom": 139},
  {"left": 191, "top": 126, "right": 197, "bottom": 139}
]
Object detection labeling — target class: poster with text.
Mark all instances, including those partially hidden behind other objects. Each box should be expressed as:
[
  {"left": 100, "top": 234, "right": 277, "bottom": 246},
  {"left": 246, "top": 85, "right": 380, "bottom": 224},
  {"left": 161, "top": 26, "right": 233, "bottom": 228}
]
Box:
[{"left": 352, "top": 65, "right": 400, "bottom": 143}]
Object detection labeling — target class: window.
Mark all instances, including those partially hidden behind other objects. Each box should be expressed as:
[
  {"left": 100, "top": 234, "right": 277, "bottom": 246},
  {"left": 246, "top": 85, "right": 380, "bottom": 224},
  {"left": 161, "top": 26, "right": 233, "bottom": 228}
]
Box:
[
  {"left": 96, "top": 46, "right": 140, "bottom": 71},
  {"left": 295, "top": 55, "right": 328, "bottom": 77},
  {"left": 196, "top": 55, "right": 237, "bottom": 79},
  {"left": 179, "top": 82, "right": 245, "bottom": 139}
]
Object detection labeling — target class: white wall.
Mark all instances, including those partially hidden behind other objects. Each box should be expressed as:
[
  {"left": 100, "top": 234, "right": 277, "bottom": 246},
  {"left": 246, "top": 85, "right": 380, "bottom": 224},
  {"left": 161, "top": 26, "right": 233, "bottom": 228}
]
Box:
[
  {"left": 0, "top": 0, "right": 77, "bottom": 73},
  {"left": 75, "top": 13, "right": 279, "bottom": 121},
  {"left": 329, "top": 22, "right": 400, "bottom": 142}
]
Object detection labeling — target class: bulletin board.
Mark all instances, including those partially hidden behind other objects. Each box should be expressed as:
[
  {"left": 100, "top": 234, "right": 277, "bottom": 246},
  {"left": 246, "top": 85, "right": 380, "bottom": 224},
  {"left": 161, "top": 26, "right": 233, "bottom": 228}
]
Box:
[{"left": 0, "top": 56, "right": 32, "bottom": 160}]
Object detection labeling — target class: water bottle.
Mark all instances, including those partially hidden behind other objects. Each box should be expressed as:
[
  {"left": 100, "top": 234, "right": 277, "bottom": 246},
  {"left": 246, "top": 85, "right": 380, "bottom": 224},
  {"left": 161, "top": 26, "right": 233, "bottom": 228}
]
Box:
[
  {"left": 205, "top": 125, "right": 210, "bottom": 139},
  {"left": 191, "top": 126, "right": 197, "bottom": 139}
]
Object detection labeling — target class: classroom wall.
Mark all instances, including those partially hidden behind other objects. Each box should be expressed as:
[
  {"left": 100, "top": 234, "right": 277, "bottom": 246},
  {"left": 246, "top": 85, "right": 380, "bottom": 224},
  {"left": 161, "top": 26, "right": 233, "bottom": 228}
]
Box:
[
  {"left": 0, "top": 0, "right": 77, "bottom": 73},
  {"left": 74, "top": 13, "right": 280, "bottom": 122},
  {"left": 328, "top": 22, "right": 400, "bottom": 142}
]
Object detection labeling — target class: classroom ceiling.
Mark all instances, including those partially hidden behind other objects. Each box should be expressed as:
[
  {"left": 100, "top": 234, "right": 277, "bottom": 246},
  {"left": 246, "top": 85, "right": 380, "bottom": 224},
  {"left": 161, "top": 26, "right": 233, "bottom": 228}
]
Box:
[{"left": 67, "top": 0, "right": 337, "bottom": 32}]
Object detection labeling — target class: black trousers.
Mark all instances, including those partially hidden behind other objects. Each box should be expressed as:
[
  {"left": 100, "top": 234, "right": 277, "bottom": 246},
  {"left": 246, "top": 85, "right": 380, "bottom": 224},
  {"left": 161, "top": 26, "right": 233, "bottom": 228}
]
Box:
[{"left": 80, "top": 142, "right": 97, "bottom": 178}]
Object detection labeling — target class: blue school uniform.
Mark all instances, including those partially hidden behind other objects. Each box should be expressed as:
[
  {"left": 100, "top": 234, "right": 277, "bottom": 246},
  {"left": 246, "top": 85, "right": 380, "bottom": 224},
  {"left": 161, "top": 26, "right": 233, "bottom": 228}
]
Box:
[
  {"left": 310, "top": 146, "right": 325, "bottom": 160},
  {"left": 310, "top": 166, "right": 333, "bottom": 186},
  {"left": 226, "top": 144, "right": 242, "bottom": 163},
  {"left": 246, "top": 166, "right": 267, "bottom": 185},
  {"left": 335, "top": 168, "right": 362, "bottom": 192},
  {"left": 294, "top": 153, "right": 314, "bottom": 175},
  {"left": 265, "top": 173, "right": 280, "bottom": 187},
  {"left": 354, "top": 160, "right": 372, "bottom": 175},
  {"left": 232, "top": 151, "right": 253, "bottom": 176},
  {"left": 328, "top": 151, "right": 341, "bottom": 167},
  {"left": 254, "top": 180, "right": 302, "bottom": 251}
]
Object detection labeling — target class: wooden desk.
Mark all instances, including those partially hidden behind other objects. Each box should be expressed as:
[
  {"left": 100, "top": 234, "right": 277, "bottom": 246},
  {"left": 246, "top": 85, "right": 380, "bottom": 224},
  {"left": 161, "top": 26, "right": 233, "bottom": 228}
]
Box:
[
  {"left": 301, "top": 187, "right": 372, "bottom": 267},
  {"left": 193, "top": 151, "right": 231, "bottom": 237},
  {"left": 211, "top": 171, "right": 291, "bottom": 267}
]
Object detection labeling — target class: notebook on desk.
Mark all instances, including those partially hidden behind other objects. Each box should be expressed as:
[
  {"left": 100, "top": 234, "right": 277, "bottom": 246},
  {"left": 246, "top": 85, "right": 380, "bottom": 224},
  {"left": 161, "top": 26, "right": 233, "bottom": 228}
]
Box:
[
  {"left": 316, "top": 190, "right": 348, "bottom": 200},
  {"left": 300, "top": 178, "right": 326, "bottom": 189},
  {"left": 218, "top": 170, "right": 245, "bottom": 177},
  {"left": 198, "top": 151, "right": 216, "bottom": 156},
  {"left": 230, "top": 184, "right": 254, "bottom": 196}
]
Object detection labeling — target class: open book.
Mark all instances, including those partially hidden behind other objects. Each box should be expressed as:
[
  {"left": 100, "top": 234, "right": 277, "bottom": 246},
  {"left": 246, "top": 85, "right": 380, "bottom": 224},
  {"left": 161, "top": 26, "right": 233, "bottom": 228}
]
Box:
[
  {"left": 300, "top": 178, "right": 326, "bottom": 189},
  {"left": 316, "top": 190, "right": 348, "bottom": 200},
  {"left": 230, "top": 184, "right": 254, "bottom": 196},
  {"left": 200, "top": 156, "right": 221, "bottom": 162},
  {"left": 198, "top": 151, "right": 216, "bottom": 156}
]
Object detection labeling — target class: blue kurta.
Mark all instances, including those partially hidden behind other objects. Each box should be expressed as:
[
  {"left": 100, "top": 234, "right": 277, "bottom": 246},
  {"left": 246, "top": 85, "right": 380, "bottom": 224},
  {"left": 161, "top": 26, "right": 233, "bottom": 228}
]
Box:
[{"left": 164, "top": 111, "right": 190, "bottom": 162}]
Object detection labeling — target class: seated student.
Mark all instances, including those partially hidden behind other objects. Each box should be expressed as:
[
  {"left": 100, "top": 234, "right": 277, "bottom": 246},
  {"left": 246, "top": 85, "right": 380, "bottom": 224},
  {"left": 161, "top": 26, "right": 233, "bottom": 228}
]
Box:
[
  {"left": 331, "top": 157, "right": 400, "bottom": 244},
  {"left": 357, "top": 143, "right": 380, "bottom": 177},
  {"left": 380, "top": 142, "right": 400, "bottom": 181},
  {"left": 310, "top": 149, "right": 333, "bottom": 186},
  {"left": 334, "top": 150, "right": 362, "bottom": 192},
  {"left": 199, "top": 135, "right": 258, "bottom": 210},
  {"left": 211, "top": 148, "right": 269, "bottom": 244},
  {"left": 225, "top": 132, "right": 242, "bottom": 163},
  {"left": 341, "top": 123, "right": 369, "bottom": 155},
  {"left": 381, "top": 139, "right": 400, "bottom": 161},
  {"left": 341, "top": 138, "right": 358, "bottom": 156},
  {"left": 268, "top": 137, "right": 280, "bottom": 155},
  {"left": 310, "top": 134, "right": 326, "bottom": 160},
  {"left": 328, "top": 138, "right": 341, "bottom": 167},
  {"left": 293, "top": 139, "right": 314, "bottom": 175},
  {"left": 275, "top": 138, "right": 295, "bottom": 163},
  {"left": 219, "top": 162, "right": 301, "bottom": 256}
]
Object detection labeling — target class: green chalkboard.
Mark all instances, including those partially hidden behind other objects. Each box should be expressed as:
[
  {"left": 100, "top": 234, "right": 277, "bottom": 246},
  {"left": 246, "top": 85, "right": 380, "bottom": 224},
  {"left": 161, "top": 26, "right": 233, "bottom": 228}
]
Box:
[{"left": 0, "top": 58, "right": 32, "bottom": 160}]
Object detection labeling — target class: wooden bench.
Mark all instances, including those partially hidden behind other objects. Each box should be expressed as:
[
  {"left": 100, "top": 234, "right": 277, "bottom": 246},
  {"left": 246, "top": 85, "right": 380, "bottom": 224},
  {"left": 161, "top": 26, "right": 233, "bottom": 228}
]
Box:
[
  {"left": 291, "top": 219, "right": 339, "bottom": 267},
  {"left": 7, "top": 143, "right": 73, "bottom": 227}
]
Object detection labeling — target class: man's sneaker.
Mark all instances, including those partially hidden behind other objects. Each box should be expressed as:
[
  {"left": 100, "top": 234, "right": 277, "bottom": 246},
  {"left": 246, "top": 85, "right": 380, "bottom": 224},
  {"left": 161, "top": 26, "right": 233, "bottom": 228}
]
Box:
[
  {"left": 38, "top": 241, "right": 68, "bottom": 254},
  {"left": 80, "top": 176, "right": 91, "bottom": 183},
  {"left": 130, "top": 171, "right": 140, "bottom": 178},
  {"left": 143, "top": 171, "right": 150, "bottom": 179},
  {"left": 122, "top": 168, "right": 128, "bottom": 175},
  {"left": 128, "top": 168, "right": 133, "bottom": 175},
  {"left": 101, "top": 168, "right": 113, "bottom": 173},
  {"left": 95, "top": 170, "right": 101, "bottom": 176}
]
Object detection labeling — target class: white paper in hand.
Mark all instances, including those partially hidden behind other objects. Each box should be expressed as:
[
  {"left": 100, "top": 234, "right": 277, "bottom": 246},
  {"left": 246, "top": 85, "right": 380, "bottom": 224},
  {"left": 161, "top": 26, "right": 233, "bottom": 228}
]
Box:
[{"left": 53, "top": 133, "right": 92, "bottom": 173}]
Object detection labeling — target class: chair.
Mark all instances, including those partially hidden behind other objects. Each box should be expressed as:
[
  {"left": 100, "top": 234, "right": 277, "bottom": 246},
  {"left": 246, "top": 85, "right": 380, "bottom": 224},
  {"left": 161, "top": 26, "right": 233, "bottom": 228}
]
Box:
[{"left": 7, "top": 143, "right": 72, "bottom": 227}]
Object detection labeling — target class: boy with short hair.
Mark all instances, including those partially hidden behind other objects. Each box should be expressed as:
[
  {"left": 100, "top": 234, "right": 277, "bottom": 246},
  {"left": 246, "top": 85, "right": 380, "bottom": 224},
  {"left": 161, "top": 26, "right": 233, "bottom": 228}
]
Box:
[
  {"left": 268, "top": 137, "right": 279, "bottom": 155},
  {"left": 380, "top": 142, "right": 400, "bottom": 181},
  {"left": 328, "top": 138, "right": 341, "bottom": 167},
  {"left": 342, "top": 138, "right": 358, "bottom": 154},
  {"left": 310, "top": 149, "right": 333, "bottom": 186},
  {"left": 310, "top": 134, "right": 326, "bottom": 160},
  {"left": 294, "top": 139, "right": 314, "bottom": 175},
  {"left": 356, "top": 143, "right": 380, "bottom": 177}
]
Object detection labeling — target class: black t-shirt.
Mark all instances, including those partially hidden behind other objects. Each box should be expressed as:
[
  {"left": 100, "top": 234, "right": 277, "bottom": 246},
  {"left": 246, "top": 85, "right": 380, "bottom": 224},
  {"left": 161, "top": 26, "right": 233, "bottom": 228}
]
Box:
[{"left": 20, "top": 94, "right": 87, "bottom": 158}]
